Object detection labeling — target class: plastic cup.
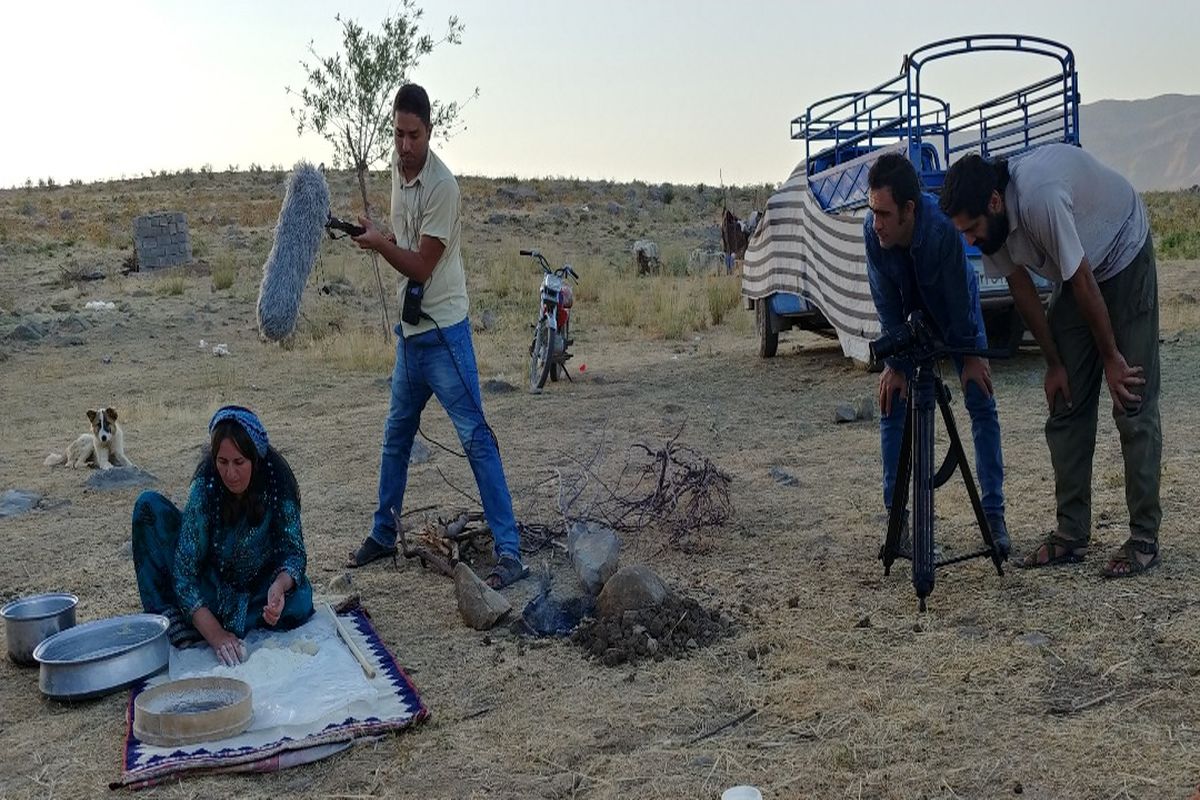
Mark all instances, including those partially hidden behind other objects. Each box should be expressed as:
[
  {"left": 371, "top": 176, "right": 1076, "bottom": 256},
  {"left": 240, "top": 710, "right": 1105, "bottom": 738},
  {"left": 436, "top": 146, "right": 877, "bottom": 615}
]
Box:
[{"left": 722, "top": 786, "right": 762, "bottom": 800}]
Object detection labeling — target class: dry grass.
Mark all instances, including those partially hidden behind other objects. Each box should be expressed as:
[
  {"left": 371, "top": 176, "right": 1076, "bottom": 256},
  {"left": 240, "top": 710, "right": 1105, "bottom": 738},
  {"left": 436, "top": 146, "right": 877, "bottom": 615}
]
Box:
[
  {"left": 153, "top": 274, "right": 187, "bottom": 296},
  {"left": 211, "top": 254, "right": 238, "bottom": 291},
  {"left": 307, "top": 325, "right": 396, "bottom": 374}
]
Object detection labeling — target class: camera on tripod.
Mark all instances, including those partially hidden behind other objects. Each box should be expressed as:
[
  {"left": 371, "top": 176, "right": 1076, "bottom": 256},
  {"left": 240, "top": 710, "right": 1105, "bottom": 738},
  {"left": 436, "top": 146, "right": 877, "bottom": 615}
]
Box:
[
  {"left": 871, "top": 310, "right": 1008, "bottom": 611},
  {"left": 869, "top": 310, "right": 938, "bottom": 365}
]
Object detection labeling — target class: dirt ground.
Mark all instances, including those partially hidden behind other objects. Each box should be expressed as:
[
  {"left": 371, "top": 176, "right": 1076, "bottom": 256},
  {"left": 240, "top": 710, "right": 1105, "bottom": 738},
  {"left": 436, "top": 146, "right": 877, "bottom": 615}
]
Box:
[{"left": 2, "top": 176, "right": 1200, "bottom": 799}]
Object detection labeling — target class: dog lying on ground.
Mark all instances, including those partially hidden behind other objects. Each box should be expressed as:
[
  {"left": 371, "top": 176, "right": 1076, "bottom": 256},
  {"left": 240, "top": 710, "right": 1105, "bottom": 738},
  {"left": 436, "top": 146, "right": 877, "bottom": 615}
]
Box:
[{"left": 44, "top": 407, "right": 134, "bottom": 470}]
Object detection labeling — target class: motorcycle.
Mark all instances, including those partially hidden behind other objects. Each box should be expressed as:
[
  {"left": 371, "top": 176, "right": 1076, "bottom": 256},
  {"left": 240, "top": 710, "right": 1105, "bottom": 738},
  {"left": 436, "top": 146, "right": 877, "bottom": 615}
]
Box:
[{"left": 521, "top": 249, "right": 579, "bottom": 393}]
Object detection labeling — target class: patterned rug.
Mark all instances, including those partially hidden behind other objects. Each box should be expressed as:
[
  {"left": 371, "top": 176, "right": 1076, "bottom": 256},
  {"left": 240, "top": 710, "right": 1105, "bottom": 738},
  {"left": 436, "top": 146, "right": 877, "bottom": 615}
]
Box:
[{"left": 113, "top": 607, "right": 428, "bottom": 790}]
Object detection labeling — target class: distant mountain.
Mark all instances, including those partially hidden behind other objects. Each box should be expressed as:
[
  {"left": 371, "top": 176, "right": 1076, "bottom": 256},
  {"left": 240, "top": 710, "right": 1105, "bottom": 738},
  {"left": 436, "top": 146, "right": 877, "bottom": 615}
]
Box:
[{"left": 1080, "top": 94, "right": 1200, "bottom": 191}]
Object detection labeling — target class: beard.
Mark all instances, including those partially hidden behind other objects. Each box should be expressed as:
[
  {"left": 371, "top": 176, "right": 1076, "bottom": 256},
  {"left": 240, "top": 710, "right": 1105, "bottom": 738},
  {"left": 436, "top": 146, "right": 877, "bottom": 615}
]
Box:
[{"left": 976, "top": 211, "right": 1010, "bottom": 255}]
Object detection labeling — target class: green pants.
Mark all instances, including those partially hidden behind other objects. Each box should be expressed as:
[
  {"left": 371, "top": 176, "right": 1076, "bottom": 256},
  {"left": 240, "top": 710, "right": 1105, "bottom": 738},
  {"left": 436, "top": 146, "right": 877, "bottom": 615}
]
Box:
[{"left": 1045, "top": 233, "right": 1161, "bottom": 544}]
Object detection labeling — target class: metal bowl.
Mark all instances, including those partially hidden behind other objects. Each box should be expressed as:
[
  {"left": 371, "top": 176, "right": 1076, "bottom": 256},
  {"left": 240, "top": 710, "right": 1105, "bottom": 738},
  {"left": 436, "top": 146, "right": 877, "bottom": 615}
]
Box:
[
  {"left": 1, "top": 593, "right": 78, "bottom": 665},
  {"left": 33, "top": 613, "right": 169, "bottom": 701}
]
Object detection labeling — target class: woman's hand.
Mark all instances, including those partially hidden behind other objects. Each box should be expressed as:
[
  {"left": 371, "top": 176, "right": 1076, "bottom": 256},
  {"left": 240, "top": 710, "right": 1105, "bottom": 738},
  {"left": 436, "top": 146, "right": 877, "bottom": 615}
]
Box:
[
  {"left": 263, "top": 572, "right": 295, "bottom": 627},
  {"left": 192, "top": 606, "right": 246, "bottom": 666},
  {"left": 209, "top": 629, "right": 247, "bottom": 667}
]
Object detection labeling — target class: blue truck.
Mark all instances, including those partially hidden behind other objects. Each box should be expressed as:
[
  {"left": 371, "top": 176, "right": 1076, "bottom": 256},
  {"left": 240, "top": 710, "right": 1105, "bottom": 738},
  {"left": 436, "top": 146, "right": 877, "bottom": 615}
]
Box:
[{"left": 743, "top": 34, "right": 1076, "bottom": 360}]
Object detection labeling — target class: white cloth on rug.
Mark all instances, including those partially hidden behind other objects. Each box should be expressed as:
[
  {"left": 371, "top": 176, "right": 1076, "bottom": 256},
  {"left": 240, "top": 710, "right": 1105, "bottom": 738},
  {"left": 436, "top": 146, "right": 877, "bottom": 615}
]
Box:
[{"left": 159, "top": 612, "right": 376, "bottom": 730}]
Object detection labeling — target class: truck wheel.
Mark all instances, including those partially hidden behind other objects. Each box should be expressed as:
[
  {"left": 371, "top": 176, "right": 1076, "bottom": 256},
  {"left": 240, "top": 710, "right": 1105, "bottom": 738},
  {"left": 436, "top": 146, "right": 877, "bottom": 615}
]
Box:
[{"left": 756, "top": 301, "right": 778, "bottom": 358}]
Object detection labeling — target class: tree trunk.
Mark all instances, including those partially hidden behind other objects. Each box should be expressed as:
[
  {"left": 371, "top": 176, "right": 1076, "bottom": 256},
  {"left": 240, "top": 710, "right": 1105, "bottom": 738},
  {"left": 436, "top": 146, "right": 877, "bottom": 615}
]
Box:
[{"left": 347, "top": 133, "right": 391, "bottom": 341}]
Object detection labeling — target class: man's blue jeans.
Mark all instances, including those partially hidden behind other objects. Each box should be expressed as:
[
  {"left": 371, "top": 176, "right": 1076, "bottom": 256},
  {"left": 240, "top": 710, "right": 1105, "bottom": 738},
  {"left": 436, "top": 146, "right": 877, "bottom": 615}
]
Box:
[
  {"left": 370, "top": 319, "right": 520, "bottom": 559},
  {"left": 880, "top": 359, "right": 1005, "bottom": 519}
]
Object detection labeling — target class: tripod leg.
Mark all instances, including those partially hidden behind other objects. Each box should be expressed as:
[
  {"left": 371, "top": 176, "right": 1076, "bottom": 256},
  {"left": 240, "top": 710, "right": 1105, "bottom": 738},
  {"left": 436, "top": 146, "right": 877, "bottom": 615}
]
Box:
[
  {"left": 935, "top": 382, "right": 1006, "bottom": 574},
  {"left": 911, "top": 367, "right": 936, "bottom": 604},
  {"left": 881, "top": 406, "right": 913, "bottom": 575}
]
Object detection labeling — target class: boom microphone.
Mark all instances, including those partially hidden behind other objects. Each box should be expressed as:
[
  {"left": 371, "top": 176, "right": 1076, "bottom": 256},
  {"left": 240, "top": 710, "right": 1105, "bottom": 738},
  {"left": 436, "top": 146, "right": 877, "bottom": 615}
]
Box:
[{"left": 256, "top": 162, "right": 330, "bottom": 341}]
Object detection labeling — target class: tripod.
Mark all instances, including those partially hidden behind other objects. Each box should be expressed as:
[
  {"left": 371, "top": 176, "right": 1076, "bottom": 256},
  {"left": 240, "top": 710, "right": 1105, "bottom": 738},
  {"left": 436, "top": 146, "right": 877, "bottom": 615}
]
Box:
[{"left": 877, "top": 345, "right": 1008, "bottom": 612}]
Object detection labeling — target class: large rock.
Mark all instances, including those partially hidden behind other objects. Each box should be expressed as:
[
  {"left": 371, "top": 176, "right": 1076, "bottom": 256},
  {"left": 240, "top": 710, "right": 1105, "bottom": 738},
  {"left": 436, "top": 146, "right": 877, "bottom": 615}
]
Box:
[
  {"left": 454, "top": 563, "right": 512, "bottom": 630},
  {"left": 567, "top": 521, "right": 620, "bottom": 595},
  {"left": 408, "top": 439, "right": 431, "bottom": 465},
  {"left": 596, "top": 565, "right": 669, "bottom": 619},
  {"left": 0, "top": 489, "right": 42, "bottom": 518},
  {"left": 85, "top": 466, "right": 158, "bottom": 491}
]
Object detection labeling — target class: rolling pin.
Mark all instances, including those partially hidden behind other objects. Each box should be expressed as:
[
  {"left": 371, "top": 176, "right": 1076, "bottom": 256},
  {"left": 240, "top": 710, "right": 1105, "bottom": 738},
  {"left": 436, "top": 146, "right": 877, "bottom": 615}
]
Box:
[{"left": 323, "top": 603, "right": 377, "bottom": 679}]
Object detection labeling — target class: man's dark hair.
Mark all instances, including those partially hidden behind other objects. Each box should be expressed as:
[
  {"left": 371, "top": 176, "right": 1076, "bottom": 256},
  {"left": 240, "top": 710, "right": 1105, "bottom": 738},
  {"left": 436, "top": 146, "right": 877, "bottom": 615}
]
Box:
[
  {"left": 394, "top": 83, "right": 432, "bottom": 128},
  {"left": 940, "top": 154, "right": 1009, "bottom": 218},
  {"left": 867, "top": 153, "right": 921, "bottom": 210}
]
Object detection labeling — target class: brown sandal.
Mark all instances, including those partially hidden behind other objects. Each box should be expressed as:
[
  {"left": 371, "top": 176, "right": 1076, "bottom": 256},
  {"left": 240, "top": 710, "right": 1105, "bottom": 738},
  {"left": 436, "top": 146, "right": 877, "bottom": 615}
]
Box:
[
  {"left": 1019, "top": 532, "right": 1088, "bottom": 569},
  {"left": 1102, "top": 538, "right": 1160, "bottom": 578}
]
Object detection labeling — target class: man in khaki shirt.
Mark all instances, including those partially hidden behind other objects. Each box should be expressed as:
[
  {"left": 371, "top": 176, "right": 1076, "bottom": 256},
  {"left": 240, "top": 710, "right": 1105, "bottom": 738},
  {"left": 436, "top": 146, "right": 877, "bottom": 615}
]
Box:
[{"left": 347, "top": 83, "right": 527, "bottom": 589}]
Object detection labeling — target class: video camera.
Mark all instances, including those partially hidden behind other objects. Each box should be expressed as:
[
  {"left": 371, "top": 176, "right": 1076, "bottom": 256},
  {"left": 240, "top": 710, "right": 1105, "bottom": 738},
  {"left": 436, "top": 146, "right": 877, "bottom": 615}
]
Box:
[{"left": 869, "top": 310, "right": 939, "bottom": 365}]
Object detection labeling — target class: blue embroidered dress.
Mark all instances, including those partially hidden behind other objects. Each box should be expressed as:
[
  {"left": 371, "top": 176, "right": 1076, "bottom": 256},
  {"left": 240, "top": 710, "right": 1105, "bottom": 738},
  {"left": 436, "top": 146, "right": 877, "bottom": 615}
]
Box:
[{"left": 132, "top": 451, "right": 313, "bottom": 645}]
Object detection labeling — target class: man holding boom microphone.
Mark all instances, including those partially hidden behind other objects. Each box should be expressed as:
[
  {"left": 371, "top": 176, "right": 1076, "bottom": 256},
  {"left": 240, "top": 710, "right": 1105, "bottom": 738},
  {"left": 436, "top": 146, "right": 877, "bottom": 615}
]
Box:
[
  {"left": 346, "top": 83, "right": 528, "bottom": 589},
  {"left": 864, "top": 153, "right": 1009, "bottom": 558}
]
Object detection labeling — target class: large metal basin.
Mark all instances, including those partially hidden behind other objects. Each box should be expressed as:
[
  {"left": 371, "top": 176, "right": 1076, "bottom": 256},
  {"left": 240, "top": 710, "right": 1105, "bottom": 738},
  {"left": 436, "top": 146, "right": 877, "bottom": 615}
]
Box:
[
  {"left": 33, "top": 613, "right": 169, "bottom": 701},
  {"left": 2, "top": 593, "right": 78, "bottom": 665}
]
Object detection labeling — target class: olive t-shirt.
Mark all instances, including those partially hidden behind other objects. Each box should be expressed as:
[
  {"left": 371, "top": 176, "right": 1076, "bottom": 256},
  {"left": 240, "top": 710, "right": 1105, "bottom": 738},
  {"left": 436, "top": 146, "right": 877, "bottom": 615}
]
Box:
[{"left": 390, "top": 149, "right": 469, "bottom": 336}]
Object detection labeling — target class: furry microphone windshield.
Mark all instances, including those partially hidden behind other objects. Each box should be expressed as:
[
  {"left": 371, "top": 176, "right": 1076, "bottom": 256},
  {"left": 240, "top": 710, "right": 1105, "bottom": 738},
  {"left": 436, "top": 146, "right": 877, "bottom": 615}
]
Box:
[{"left": 256, "top": 162, "right": 330, "bottom": 341}]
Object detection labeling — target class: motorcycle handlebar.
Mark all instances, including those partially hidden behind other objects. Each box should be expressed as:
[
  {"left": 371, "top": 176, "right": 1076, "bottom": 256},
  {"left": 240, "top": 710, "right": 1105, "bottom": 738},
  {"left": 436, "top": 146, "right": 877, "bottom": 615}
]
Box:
[{"left": 519, "top": 249, "right": 535, "bottom": 256}]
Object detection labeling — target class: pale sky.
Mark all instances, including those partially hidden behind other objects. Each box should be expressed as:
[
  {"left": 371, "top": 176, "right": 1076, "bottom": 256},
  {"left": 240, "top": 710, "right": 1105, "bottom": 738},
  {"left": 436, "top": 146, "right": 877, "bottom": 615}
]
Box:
[{"left": 1, "top": 0, "right": 1196, "bottom": 189}]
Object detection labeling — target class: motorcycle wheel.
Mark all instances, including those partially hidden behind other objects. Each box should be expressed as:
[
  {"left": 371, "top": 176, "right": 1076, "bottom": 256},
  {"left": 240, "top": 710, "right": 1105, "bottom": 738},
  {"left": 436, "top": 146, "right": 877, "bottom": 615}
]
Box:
[{"left": 529, "top": 319, "right": 553, "bottom": 393}]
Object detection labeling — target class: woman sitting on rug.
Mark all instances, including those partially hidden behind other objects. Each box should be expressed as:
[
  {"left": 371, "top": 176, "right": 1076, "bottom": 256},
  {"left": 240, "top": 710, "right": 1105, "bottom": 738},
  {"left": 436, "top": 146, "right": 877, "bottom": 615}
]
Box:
[{"left": 132, "top": 405, "right": 313, "bottom": 666}]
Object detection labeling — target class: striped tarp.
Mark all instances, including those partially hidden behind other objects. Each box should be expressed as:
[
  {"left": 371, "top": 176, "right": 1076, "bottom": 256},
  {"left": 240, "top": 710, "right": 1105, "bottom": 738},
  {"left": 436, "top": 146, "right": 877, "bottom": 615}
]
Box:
[{"left": 742, "top": 162, "right": 881, "bottom": 363}]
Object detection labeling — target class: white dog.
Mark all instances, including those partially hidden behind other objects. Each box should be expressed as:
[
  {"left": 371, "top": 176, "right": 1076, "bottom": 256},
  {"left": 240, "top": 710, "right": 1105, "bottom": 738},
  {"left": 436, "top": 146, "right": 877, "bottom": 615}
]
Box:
[{"left": 44, "top": 407, "right": 134, "bottom": 470}]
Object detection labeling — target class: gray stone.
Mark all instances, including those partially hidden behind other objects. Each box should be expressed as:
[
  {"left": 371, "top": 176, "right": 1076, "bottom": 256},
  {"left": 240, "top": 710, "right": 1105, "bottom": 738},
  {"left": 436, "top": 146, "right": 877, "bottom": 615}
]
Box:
[
  {"left": 454, "top": 562, "right": 512, "bottom": 630},
  {"left": 482, "top": 379, "right": 517, "bottom": 394},
  {"left": 475, "top": 309, "right": 498, "bottom": 331},
  {"left": 408, "top": 439, "right": 432, "bottom": 465},
  {"left": 329, "top": 572, "right": 353, "bottom": 593},
  {"left": 119, "top": 539, "right": 134, "bottom": 560},
  {"left": 7, "top": 322, "right": 43, "bottom": 341},
  {"left": 957, "top": 625, "right": 987, "bottom": 641},
  {"left": 58, "top": 315, "right": 90, "bottom": 333},
  {"left": 1015, "top": 631, "right": 1051, "bottom": 648},
  {"left": 606, "top": 202, "right": 622, "bottom": 215},
  {"left": 0, "top": 489, "right": 43, "bottom": 518},
  {"left": 835, "top": 395, "right": 876, "bottom": 423},
  {"left": 85, "top": 466, "right": 158, "bottom": 491},
  {"left": 769, "top": 466, "right": 798, "bottom": 487},
  {"left": 567, "top": 521, "right": 621, "bottom": 595},
  {"left": 596, "top": 565, "right": 669, "bottom": 619}
]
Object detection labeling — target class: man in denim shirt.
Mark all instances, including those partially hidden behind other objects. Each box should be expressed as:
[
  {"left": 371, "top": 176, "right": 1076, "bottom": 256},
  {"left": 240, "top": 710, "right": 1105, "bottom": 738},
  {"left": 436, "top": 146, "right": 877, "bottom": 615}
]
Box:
[{"left": 863, "top": 153, "right": 1008, "bottom": 556}]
